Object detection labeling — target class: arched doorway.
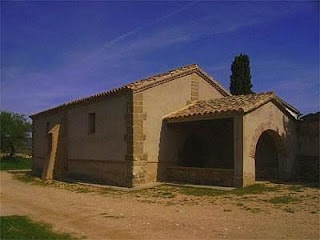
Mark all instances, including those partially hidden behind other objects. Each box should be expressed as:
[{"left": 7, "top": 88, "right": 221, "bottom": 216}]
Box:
[
  {"left": 182, "top": 134, "right": 204, "bottom": 167},
  {"left": 255, "top": 130, "right": 282, "bottom": 180}
]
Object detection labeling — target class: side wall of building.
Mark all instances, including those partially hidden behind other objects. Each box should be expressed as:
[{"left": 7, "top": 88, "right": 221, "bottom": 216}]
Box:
[
  {"left": 133, "top": 73, "right": 226, "bottom": 184},
  {"left": 67, "top": 93, "right": 130, "bottom": 186},
  {"left": 242, "top": 101, "right": 297, "bottom": 186},
  {"left": 296, "top": 113, "right": 319, "bottom": 182},
  {"left": 32, "top": 111, "right": 66, "bottom": 176},
  {"left": 32, "top": 93, "right": 131, "bottom": 186}
]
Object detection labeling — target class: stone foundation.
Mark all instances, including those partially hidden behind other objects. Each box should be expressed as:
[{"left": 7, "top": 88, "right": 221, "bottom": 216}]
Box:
[
  {"left": 67, "top": 159, "right": 128, "bottom": 187},
  {"left": 166, "top": 166, "right": 234, "bottom": 187}
]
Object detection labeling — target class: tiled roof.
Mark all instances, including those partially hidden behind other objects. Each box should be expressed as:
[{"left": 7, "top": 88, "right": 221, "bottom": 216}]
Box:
[
  {"left": 127, "top": 64, "right": 230, "bottom": 95},
  {"left": 30, "top": 64, "right": 230, "bottom": 118},
  {"left": 165, "top": 92, "right": 300, "bottom": 120}
]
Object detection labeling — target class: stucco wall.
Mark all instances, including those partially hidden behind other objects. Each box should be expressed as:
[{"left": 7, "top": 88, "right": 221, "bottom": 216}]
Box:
[
  {"left": 32, "top": 93, "right": 130, "bottom": 186},
  {"left": 32, "top": 111, "right": 65, "bottom": 175},
  {"left": 66, "top": 94, "right": 129, "bottom": 186},
  {"left": 142, "top": 73, "right": 226, "bottom": 183},
  {"left": 195, "top": 74, "right": 226, "bottom": 100},
  {"left": 67, "top": 94, "right": 128, "bottom": 161},
  {"left": 242, "top": 101, "right": 297, "bottom": 185}
]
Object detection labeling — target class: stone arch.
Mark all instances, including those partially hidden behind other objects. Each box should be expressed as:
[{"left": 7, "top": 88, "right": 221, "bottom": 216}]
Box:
[
  {"left": 249, "top": 123, "right": 287, "bottom": 180},
  {"left": 249, "top": 123, "right": 286, "bottom": 158}
]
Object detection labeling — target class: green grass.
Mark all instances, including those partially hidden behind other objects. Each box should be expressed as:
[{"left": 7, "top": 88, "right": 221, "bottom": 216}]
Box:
[
  {"left": 13, "top": 173, "right": 49, "bottom": 186},
  {"left": 287, "top": 185, "right": 304, "bottom": 192},
  {"left": 151, "top": 190, "right": 176, "bottom": 198},
  {"left": 0, "top": 156, "right": 31, "bottom": 171},
  {"left": 230, "top": 184, "right": 280, "bottom": 196},
  {"left": 0, "top": 215, "right": 75, "bottom": 240},
  {"left": 173, "top": 184, "right": 280, "bottom": 197},
  {"left": 268, "top": 196, "right": 300, "bottom": 204},
  {"left": 12, "top": 172, "right": 286, "bottom": 201},
  {"left": 177, "top": 186, "right": 226, "bottom": 197}
]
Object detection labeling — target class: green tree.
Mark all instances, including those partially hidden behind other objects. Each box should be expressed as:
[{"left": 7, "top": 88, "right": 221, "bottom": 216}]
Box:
[
  {"left": 0, "top": 111, "right": 31, "bottom": 156},
  {"left": 229, "top": 53, "right": 253, "bottom": 95}
]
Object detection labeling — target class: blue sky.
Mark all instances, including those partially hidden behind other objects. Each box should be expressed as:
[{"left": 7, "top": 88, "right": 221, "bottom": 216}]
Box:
[{"left": 1, "top": 1, "right": 319, "bottom": 117}]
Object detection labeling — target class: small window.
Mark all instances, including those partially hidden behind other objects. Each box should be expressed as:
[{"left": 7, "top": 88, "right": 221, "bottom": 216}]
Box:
[{"left": 88, "top": 113, "right": 96, "bottom": 134}]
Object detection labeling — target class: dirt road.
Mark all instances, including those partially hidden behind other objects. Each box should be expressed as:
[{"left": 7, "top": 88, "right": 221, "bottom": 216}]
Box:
[{"left": 1, "top": 172, "right": 319, "bottom": 239}]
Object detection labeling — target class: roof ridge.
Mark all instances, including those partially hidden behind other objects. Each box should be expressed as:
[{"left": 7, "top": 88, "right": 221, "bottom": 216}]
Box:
[
  {"left": 193, "top": 65, "right": 230, "bottom": 96},
  {"left": 30, "top": 63, "right": 229, "bottom": 118},
  {"left": 162, "top": 101, "right": 199, "bottom": 119},
  {"left": 127, "top": 63, "right": 198, "bottom": 89},
  {"left": 165, "top": 92, "right": 299, "bottom": 121}
]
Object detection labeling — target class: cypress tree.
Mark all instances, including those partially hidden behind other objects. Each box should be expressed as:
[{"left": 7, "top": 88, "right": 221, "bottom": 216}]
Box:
[{"left": 229, "top": 54, "right": 253, "bottom": 95}]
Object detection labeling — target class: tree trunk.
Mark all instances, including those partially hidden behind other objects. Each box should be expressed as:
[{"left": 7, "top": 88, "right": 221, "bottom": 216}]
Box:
[{"left": 9, "top": 144, "right": 16, "bottom": 157}]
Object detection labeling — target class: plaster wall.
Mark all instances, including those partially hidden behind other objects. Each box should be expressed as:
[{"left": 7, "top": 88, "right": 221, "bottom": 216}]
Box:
[
  {"left": 67, "top": 94, "right": 128, "bottom": 162},
  {"left": 32, "top": 93, "right": 130, "bottom": 186},
  {"left": 66, "top": 94, "right": 129, "bottom": 186},
  {"left": 242, "top": 101, "right": 297, "bottom": 186},
  {"left": 32, "top": 111, "right": 65, "bottom": 175},
  {"left": 142, "top": 75, "right": 191, "bottom": 182},
  {"left": 195, "top": 74, "right": 227, "bottom": 100}
]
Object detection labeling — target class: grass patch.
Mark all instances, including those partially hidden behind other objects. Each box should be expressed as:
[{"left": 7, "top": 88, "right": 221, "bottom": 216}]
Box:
[
  {"left": 0, "top": 156, "right": 31, "bottom": 171},
  {"left": 142, "top": 184, "right": 281, "bottom": 198},
  {"left": 13, "top": 173, "right": 123, "bottom": 196},
  {"left": 74, "top": 187, "right": 91, "bottom": 193},
  {"left": 0, "top": 215, "right": 75, "bottom": 240},
  {"left": 177, "top": 186, "right": 226, "bottom": 197},
  {"left": 172, "top": 184, "right": 280, "bottom": 198},
  {"left": 287, "top": 185, "right": 304, "bottom": 192},
  {"left": 230, "top": 184, "right": 280, "bottom": 196},
  {"left": 13, "top": 173, "right": 49, "bottom": 186},
  {"left": 268, "top": 196, "right": 300, "bottom": 204},
  {"left": 151, "top": 190, "right": 176, "bottom": 198},
  {"left": 131, "top": 186, "right": 177, "bottom": 199}
]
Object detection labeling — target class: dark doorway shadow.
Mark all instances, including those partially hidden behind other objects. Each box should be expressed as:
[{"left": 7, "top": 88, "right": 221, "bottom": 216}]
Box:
[{"left": 182, "top": 134, "right": 204, "bottom": 167}]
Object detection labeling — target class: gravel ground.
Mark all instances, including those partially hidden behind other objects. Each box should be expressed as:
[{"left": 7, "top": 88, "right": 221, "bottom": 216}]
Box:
[{"left": 1, "top": 172, "right": 319, "bottom": 239}]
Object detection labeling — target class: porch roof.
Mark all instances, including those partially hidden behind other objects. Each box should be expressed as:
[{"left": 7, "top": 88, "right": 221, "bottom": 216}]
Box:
[{"left": 164, "top": 92, "right": 301, "bottom": 121}]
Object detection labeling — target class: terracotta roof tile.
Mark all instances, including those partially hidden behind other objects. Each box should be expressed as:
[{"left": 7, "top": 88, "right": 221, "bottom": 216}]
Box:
[
  {"left": 165, "top": 92, "right": 299, "bottom": 120},
  {"left": 30, "top": 64, "right": 230, "bottom": 118}
]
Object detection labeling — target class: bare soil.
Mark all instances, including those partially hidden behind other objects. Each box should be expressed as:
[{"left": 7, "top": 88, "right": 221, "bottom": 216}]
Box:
[{"left": 1, "top": 172, "right": 319, "bottom": 239}]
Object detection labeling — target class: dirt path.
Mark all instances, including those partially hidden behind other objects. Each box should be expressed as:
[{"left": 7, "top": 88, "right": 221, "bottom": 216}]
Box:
[{"left": 1, "top": 172, "right": 319, "bottom": 239}]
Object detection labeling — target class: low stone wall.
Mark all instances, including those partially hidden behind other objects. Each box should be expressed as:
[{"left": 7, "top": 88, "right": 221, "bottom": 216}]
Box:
[
  {"left": 296, "top": 155, "right": 319, "bottom": 182},
  {"left": 166, "top": 166, "right": 234, "bottom": 187},
  {"left": 67, "top": 159, "right": 129, "bottom": 187}
]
